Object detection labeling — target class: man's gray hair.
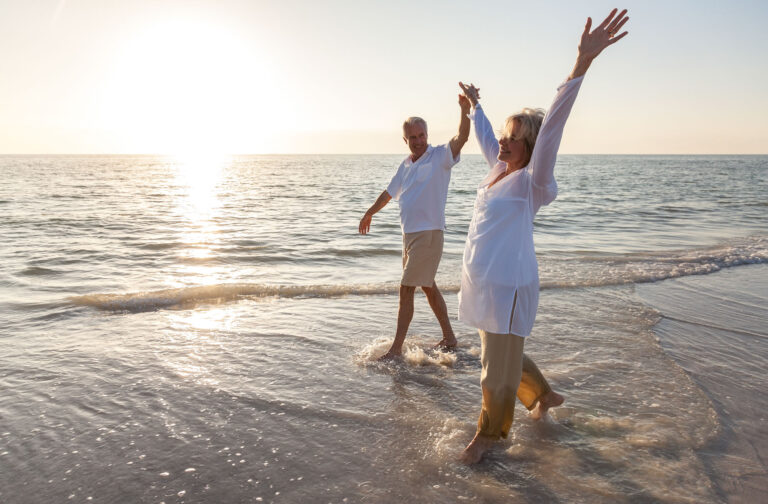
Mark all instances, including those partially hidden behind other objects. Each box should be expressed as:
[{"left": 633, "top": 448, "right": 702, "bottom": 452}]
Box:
[{"left": 402, "top": 116, "right": 428, "bottom": 136}]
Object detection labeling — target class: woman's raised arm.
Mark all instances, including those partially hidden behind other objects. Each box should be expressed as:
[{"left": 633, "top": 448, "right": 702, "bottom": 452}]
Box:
[
  {"left": 570, "top": 8, "right": 629, "bottom": 80},
  {"left": 460, "top": 82, "right": 500, "bottom": 169},
  {"left": 531, "top": 9, "right": 629, "bottom": 193}
]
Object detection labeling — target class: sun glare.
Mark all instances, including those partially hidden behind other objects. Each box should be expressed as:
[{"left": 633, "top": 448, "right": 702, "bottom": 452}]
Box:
[
  {"left": 100, "top": 17, "right": 282, "bottom": 156},
  {"left": 173, "top": 154, "right": 227, "bottom": 216},
  {"left": 167, "top": 153, "right": 229, "bottom": 287}
]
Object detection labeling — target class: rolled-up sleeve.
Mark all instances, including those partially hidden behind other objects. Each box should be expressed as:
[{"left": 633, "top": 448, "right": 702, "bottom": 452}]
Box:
[{"left": 440, "top": 143, "right": 460, "bottom": 169}]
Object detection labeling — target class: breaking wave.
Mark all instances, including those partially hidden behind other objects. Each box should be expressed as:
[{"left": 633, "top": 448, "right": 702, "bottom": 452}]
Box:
[
  {"left": 71, "top": 237, "right": 767, "bottom": 312},
  {"left": 70, "top": 282, "right": 404, "bottom": 312},
  {"left": 540, "top": 235, "right": 768, "bottom": 288}
]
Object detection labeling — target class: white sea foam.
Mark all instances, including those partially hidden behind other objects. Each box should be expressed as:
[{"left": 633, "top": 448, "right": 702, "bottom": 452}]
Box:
[
  {"left": 71, "top": 237, "right": 767, "bottom": 312},
  {"left": 356, "top": 337, "right": 457, "bottom": 367},
  {"left": 541, "top": 235, "right": 768, "bottom": 288}
]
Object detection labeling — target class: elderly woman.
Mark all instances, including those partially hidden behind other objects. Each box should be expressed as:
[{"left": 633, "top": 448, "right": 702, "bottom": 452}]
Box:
[{"left": 457, "top": 9, "right": 629, "bottom": 464}]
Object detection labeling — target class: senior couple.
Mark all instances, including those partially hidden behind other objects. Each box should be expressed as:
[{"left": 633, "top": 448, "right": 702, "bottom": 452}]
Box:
[{"left": 359, "top": 9, "right": 629, "bottom": 464}]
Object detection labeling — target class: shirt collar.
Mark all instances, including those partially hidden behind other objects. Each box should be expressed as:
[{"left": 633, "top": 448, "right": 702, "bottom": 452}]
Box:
[{"left": 405, "top": 144, "right": 433, "bottom": 167}]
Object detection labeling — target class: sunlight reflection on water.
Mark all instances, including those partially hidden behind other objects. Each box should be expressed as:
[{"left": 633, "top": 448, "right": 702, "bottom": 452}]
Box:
[{"left": 169, "top": 156, "right": 230, "bottom": 287}]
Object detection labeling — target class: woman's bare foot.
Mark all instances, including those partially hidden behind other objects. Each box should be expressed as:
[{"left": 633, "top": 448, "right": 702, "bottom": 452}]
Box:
[
  {"left": 433, "top": 337, "right": 458, "bottom": 350},
  {"left": 458, "top": 433, "right": 496, "bottom": 464},
  {"left": 530, "top": 391, "right": 565, "bottom": 420}
]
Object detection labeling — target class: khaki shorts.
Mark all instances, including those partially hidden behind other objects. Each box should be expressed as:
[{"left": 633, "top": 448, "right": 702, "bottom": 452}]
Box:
[{"left": 401, "top": 229, "right": 444, "bottom": 287}]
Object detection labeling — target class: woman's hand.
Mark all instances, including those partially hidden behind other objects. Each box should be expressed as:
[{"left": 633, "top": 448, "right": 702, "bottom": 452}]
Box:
[
  {"left": 570, "top": 8, "right": 629, "bottom": 79},
  {"left": 459, "top": 82, "right": 481, "bottom": 108}
]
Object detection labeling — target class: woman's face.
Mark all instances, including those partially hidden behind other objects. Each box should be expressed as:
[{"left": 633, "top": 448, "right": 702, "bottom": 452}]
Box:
[{"left": 498, "top": 120, "right": 527, "bottom": 166}]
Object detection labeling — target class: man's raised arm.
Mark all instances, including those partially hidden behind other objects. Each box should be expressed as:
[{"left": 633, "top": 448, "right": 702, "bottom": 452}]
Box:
[
  {"left": 358, "top": 190, "right": 392, "bottom": 235},
  {"left": 449, "top": 93, "right": 472, "bottom": 160}
]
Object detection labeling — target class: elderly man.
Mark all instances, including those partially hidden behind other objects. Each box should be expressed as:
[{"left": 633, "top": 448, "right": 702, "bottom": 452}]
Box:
[{"left": 359, "top": 92, "right": 471, "bottom": 360}]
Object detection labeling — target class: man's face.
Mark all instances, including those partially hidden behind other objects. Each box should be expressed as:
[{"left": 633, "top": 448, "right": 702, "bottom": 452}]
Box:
[{"left": 403, "top": 123, "right": 428, "bottom": 160}]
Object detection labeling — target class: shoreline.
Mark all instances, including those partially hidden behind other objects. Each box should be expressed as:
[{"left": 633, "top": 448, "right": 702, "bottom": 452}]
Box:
[{"left": 637, "top": 263, "right": 768, "bottom": 502}]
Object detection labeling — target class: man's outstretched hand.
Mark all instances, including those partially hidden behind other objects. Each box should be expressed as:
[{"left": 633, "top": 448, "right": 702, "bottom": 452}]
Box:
[
  {"left": 359, "top": 213, "right": 372, "bottom": 234},
  {"left": 458, "top": 93, "right": 471, "bottom": 113}
]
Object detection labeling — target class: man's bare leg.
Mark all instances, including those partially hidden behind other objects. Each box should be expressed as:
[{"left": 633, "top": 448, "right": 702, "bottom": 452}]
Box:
[
  {"left": 422, "top": 282, "right": 457, "bottom": 349},
  {"left": 379, "top": 285, "right": 416, "bottom": 360}
]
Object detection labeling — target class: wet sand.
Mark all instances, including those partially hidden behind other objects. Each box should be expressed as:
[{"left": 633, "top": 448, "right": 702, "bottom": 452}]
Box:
[{"left": 638, "top": 264, "right": 768, "bottom": 503}]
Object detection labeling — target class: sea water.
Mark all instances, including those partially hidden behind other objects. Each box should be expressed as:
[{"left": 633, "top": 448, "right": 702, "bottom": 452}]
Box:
[{"left": 1, "top": 154, "right": 766, "bottom": 503}]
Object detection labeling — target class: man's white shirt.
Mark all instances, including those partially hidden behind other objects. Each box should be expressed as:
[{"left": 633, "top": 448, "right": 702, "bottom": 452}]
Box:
[{"left": 386, "top": 144, "right": 460, "bottom": 233}]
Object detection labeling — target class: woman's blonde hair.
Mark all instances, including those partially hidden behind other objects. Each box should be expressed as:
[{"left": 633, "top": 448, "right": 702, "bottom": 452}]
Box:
[{"left": 503, "top": 108, "right": 546, "bottom": 162}]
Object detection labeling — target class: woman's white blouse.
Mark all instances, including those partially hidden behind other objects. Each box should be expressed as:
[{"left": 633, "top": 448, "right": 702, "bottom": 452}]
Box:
[{"left": 458, "top": 76, "right": 583, "bottom": 335}]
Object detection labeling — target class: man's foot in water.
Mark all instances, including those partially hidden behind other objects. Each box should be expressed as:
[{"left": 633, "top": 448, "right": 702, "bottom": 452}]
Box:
[
  {"left": 433, "top": 336, "right": 458, "bottom": 350},
  {"left": 432, "top": 338, "right": 458, "bottom": 350},
  {"left": 377, "top": 347, "right": 403, "bottom": 361}
]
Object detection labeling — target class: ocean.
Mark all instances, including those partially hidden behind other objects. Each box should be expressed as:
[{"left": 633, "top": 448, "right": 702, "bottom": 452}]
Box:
[{"left": 1, "top": 154, "right": 766, "bottom": 503}]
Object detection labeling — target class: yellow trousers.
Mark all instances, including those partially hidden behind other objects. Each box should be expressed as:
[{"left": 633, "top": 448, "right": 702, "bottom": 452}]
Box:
[{"left": 476, "top": 330, "right": 552, "bottom": 439}]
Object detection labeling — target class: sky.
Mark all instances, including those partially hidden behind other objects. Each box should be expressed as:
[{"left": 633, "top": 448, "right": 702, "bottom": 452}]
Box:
[{"left": 1, "top": 0, "right": 767, "bottom": 155}]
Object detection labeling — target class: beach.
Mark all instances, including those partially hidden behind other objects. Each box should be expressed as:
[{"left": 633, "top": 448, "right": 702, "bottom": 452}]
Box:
[
  {"left": 1, "top": 154, "right": 766, "bottom": 503},
  {"left": 638, "top": 264, "right": 768, "bottom": 502}
]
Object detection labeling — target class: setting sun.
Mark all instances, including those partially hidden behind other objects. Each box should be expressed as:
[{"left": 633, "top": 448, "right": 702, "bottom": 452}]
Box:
[{"left": 98, "top": 17, "right": 280, "bottom": 156}]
